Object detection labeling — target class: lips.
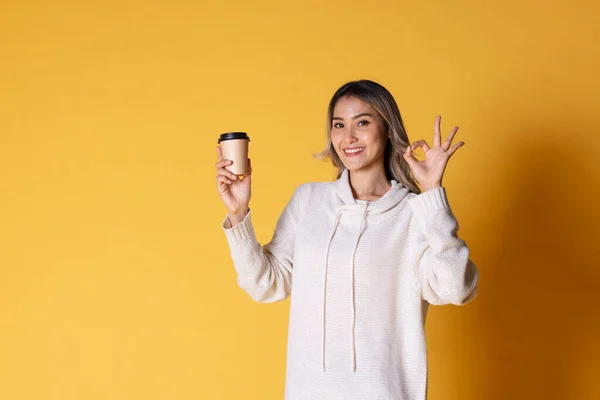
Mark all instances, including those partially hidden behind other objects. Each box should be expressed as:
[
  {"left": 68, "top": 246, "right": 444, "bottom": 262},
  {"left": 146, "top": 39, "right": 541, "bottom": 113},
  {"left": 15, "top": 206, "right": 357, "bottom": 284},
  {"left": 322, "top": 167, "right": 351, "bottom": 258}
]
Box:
[{"left": 343, "top": 147, "right": 365, "bottom": 157}]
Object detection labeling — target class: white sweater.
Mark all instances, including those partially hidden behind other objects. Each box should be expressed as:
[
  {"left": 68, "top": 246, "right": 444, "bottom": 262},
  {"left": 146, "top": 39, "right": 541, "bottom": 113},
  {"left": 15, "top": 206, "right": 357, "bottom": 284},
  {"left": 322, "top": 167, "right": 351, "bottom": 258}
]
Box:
[{"left": 221, "top": 167, "right": 479, "bottom": 400}]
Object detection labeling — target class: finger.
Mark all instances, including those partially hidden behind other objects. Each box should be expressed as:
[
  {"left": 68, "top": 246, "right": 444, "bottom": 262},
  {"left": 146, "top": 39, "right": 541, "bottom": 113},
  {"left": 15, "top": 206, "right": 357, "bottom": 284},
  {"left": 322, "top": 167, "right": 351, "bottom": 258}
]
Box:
[
  {"left": 434, "top": 115, "right": 442, "bottom": 147},
  {"left": 411, "top": 140, "right": 431, "bottom": 153},
  {"left": 247, "top": 158, "right": 252, "bottom": 175},
  {"left": 403, "top": 144, "right": 419, "bottom": 167},
  {"left": 217, "top": 166, "right": 238, "bottom": 181},
  {"left": 216, "top": 174, "right": 233, "bottom": 185},
  {"left": 215, "top": 147, "right": 235, "bottom": 171},
  {"left": 215, "top": 159, "right": 233, "bottom": 168},
  {"left": 442, "top": 126, "right": 459, "bottom": 151},
  {"left": 446, "top": 141, "right": 465, "bottom": 157}
]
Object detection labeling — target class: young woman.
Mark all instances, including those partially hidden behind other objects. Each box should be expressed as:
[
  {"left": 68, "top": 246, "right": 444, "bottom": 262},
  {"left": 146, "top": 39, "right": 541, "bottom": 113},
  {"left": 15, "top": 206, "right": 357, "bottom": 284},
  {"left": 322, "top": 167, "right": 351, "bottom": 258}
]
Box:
[{"left": 215, "top": 79, "right": 479, "bottom": 400}]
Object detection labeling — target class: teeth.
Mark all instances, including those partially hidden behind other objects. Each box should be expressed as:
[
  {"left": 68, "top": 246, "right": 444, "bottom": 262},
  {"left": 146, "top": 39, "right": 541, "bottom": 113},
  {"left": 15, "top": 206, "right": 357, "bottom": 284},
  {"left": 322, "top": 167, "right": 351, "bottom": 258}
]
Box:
[{"left": 344, "top": 147, "right": 365, "bottom": 153}]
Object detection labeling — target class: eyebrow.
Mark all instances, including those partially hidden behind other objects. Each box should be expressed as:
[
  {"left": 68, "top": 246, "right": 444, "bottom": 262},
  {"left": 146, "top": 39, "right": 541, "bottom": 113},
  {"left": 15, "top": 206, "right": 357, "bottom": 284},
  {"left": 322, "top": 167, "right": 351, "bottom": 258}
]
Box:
[{"left": 332, "top": 113, "right": 375, "bottom": 121}]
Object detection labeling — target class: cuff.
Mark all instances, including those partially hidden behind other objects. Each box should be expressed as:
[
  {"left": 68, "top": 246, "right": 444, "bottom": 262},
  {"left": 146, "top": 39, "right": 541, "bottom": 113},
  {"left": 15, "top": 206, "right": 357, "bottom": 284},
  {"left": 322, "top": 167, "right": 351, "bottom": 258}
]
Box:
[
  {"left": 408, "top": 187, "right": 450, "bottom": 215},
  {"left": 222, "top": 208, "right": 256, "bottom": 243}
]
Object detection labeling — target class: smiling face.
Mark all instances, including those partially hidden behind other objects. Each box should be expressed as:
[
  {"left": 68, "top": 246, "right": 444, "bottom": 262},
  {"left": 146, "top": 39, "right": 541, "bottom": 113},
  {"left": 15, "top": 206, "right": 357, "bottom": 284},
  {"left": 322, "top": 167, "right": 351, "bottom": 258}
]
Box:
[{"left": 331, "top": 95, "right": 389, "bottom": 172}]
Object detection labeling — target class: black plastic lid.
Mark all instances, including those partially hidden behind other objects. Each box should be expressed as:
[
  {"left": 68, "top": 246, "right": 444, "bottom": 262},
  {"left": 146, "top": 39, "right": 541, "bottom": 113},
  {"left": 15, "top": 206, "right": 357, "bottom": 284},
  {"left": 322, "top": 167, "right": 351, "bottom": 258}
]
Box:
[{"left": 218, "top": 132, "right": 250, "bottom": 143}]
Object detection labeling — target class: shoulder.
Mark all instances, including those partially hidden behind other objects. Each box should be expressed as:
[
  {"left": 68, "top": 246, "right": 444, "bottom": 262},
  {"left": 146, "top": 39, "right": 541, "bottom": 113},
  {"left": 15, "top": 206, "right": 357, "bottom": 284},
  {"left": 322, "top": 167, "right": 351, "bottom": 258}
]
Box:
[
  {"left": 405, "top": 187, "right": 451, "bottom": 216},
  {"left": 293, "top": 180, "right": 335, "bottom": 199},
  {"left": 405, "top": 191, "right": 420, "bottom": 210},
  {"left": 288, "top": 180, "right": 336, "bottom": 212}
]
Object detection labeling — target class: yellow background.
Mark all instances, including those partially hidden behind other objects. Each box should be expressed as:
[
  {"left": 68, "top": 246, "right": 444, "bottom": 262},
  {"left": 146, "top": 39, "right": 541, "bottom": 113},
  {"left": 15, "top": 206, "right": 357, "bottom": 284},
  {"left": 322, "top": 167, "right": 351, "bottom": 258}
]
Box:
[{"left": 1, "top": 0, "right": 599, "bottom": 399}]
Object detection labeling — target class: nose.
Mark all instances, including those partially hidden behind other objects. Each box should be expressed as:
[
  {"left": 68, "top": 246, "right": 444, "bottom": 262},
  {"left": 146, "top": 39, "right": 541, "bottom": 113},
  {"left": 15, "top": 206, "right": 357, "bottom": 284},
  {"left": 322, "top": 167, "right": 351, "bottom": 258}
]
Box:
[{"left": 342, "top": 126, "right": 358, "bottom": 143}]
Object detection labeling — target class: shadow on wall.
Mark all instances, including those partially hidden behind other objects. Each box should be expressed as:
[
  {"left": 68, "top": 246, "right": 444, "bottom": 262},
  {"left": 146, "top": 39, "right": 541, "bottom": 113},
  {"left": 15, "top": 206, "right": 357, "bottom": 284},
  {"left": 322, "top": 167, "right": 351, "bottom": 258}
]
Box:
[{"left": 474, "top": 134, "right": 600, "bottom": 399}]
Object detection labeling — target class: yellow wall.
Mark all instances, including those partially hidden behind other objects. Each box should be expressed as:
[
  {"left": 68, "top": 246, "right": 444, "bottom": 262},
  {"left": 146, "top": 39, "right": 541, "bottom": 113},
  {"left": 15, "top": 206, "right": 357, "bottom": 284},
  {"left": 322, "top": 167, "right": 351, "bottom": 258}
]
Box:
[{"left": 1, "top": 0, "right": 599, "bottom": 399}]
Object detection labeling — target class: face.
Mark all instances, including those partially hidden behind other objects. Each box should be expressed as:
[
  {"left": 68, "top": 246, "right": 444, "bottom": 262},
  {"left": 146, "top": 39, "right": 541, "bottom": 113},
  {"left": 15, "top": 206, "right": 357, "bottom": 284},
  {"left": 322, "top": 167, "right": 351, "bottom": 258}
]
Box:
[{"left": 330, "top": 96, "right": 388, "bottom": 172}]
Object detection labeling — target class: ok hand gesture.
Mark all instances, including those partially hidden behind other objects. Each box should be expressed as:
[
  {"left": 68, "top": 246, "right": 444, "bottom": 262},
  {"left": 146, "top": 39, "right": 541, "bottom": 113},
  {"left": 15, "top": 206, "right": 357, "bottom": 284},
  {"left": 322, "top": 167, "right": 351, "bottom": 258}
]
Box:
[{"left": 403, "top": 115, "right": 465, "bottom": 192}]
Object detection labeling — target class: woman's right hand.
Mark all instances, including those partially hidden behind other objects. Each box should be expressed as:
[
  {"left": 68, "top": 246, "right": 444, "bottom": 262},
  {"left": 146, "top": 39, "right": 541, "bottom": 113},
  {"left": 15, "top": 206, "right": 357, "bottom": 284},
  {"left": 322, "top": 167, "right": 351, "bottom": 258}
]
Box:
[{"left": 215, "top": 146, "right": 251, "bottom": 218}]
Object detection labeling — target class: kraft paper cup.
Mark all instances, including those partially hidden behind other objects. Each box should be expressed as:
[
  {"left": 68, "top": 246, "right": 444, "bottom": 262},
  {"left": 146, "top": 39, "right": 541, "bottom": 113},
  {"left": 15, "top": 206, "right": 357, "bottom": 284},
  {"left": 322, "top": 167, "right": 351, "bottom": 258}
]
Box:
[{"left": 218, "top": 132, "right": 250, "bottom": 177}]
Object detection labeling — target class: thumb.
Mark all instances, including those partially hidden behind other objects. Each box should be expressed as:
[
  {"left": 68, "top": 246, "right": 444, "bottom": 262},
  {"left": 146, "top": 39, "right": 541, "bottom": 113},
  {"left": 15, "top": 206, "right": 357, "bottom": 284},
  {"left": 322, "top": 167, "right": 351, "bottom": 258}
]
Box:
[{"left": 240, "top": 158, "right": 252, "bottom": 182}]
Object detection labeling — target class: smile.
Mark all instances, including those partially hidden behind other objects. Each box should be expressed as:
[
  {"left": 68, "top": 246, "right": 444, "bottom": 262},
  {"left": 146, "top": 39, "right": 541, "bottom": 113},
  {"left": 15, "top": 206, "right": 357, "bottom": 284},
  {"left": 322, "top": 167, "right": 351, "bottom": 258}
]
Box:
[{"left": 343, "top": 147, "right": 365, "bottom": 156}]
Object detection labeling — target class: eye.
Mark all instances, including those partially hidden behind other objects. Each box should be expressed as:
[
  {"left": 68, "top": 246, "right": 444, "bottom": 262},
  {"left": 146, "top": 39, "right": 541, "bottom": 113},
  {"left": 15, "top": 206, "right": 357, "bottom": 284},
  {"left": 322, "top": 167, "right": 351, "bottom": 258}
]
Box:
[
  {"left": 333, "top": 122, "right": 343, "bottom": 129},
  {"left": 358, "top": 120, "right": 370, "bottom": 126}
]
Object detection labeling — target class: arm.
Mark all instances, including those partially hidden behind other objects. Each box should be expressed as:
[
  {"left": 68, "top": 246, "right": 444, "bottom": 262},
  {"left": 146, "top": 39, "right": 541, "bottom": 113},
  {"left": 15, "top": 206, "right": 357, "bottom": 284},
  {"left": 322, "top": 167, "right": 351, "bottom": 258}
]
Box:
[
  {"left": 408, "top": 187, "right": 479, "bottom": 306},
  {"left": 221, "top": 185, "right": 304, "bottom": 303}
]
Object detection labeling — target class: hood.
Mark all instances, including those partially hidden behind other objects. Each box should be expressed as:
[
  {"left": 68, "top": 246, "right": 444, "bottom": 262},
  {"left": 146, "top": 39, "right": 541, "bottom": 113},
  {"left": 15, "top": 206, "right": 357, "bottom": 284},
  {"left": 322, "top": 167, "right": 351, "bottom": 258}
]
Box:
[
  {"left": 321, "top": 168, "right": 411, "bottom": 372},
  {"left": 334, "top": 167, "right": 410, "bottom": 215}
]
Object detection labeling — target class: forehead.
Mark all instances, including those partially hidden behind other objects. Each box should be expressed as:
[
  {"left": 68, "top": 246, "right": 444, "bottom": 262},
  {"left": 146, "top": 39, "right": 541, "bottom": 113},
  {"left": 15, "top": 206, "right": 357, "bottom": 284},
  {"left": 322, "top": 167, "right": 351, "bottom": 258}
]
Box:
[{"left": 333, "top": 96, "right": 376, "bottom": 116}]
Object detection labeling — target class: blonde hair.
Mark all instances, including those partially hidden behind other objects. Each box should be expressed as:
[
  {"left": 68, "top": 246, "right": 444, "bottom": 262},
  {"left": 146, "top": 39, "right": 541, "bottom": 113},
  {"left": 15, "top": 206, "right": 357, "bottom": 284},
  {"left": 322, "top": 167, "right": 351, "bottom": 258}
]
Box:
[{"left": 313, "top": 79, "right": 421, "bottom": 194}]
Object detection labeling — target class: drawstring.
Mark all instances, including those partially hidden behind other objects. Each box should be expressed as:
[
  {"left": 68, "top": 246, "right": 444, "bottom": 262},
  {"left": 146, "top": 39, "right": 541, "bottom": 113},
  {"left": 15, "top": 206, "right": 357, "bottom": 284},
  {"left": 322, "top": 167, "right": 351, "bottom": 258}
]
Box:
[
  {"left": 349, "top": 203, "right": 368, "bottom": 372},
  {"left": 322, "top": 203, "right": 369, "bottom": 373},
  {"left": 323, "top": 208, "right": 342, "bottom": 372}
]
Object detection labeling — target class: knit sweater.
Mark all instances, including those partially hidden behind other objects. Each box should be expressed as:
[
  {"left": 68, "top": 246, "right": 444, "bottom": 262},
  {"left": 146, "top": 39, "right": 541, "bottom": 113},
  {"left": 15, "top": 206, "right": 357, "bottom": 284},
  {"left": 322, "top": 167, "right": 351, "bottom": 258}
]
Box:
[{"left": 221, "top": 167, "right": 479, "bottom": 400}]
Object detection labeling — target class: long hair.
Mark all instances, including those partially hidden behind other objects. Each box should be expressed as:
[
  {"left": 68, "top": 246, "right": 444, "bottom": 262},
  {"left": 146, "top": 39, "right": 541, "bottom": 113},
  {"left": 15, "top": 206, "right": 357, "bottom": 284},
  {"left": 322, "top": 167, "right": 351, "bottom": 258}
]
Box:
[{"left": 313, "top": 79, "right": 421, "bottom": 194}]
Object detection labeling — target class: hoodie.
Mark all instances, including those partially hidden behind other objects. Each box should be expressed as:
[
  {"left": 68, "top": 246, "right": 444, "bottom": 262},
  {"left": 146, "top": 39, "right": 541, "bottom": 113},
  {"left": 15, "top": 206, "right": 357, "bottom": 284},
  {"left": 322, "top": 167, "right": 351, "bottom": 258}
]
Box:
[
  {"left": 221, "top": 167, "right": 479, "bottom": 400},
  {"left": 324, "top": 168, "right": 411, "bottom": 372}
]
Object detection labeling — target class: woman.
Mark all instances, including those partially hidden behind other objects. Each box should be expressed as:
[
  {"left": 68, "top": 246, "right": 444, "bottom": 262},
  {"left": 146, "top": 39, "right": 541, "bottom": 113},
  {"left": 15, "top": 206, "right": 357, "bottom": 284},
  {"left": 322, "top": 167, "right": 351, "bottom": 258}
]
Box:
[{"left": 215, "top": 79, "right": 479, "bottom": 400}]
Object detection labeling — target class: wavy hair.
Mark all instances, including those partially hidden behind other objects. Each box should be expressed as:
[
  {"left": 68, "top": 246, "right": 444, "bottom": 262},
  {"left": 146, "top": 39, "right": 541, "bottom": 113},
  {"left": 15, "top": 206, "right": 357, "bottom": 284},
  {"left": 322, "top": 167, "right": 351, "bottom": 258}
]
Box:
[{"left": 313, "top": 79, "right": 421, "bottom": 194}]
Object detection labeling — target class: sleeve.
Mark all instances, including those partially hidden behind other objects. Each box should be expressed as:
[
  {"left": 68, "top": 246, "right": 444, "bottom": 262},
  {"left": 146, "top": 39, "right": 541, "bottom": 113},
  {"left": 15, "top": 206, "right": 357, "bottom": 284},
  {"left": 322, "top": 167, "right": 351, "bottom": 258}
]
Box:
[
  {"left": 407, "top": 187, "right": 479, "bottom": 306},
  {"left": 221, "top": 185, "right": 304, "bottom": 303}
]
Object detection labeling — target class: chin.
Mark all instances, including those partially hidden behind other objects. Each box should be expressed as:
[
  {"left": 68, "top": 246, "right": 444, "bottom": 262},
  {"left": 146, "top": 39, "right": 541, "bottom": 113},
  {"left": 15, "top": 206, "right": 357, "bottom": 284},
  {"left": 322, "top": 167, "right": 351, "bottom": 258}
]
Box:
[
  {"left": 342, "top": 158, "right": 380, "bottom": 173},
  {"left": 342, "top": 163, "right": 366, "bottom": 172}
]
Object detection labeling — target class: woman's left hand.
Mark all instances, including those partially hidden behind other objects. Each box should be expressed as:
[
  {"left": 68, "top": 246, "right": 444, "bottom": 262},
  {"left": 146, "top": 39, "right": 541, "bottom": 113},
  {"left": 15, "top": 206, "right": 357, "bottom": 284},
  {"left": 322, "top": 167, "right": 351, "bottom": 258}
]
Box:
[{"left": 403, "top": 115, "right": 464, "bottom": 192}]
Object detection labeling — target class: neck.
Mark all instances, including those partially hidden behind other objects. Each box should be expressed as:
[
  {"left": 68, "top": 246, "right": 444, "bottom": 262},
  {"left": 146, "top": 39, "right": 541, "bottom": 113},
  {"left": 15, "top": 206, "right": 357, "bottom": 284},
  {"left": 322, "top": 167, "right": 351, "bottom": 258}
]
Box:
[{"left": 347, "top": 164, "right": 391, "bottom": 201}]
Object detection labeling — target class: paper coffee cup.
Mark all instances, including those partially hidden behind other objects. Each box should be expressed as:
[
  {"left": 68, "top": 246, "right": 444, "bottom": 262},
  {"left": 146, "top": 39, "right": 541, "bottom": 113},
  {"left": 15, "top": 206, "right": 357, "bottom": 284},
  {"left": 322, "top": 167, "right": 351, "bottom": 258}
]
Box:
[{"left": 218, "top": 132, "right": 250, "bottom": 176}]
